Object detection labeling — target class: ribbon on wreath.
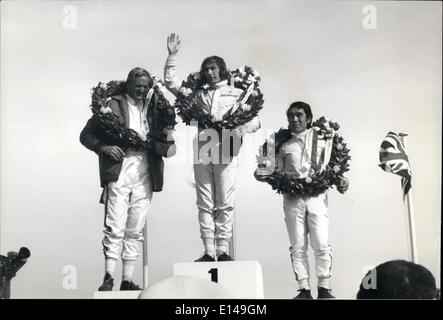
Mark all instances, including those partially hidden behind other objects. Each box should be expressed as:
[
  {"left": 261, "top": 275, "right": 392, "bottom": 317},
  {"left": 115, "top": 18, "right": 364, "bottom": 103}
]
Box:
[
  {"left": 226, "top": 82, "right": 255, "bottom": 116},
  {"left": 306, "top": 129, "right": 333, "bottom": 173}
]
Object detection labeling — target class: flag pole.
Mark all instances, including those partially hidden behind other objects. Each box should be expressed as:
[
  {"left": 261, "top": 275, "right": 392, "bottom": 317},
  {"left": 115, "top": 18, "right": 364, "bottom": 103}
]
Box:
[
  {"left": 142, "top": 221, "right": 149, "bottom": 288},
  {"left": 399, "top": 133, "right": 418, "bottom": 264}
]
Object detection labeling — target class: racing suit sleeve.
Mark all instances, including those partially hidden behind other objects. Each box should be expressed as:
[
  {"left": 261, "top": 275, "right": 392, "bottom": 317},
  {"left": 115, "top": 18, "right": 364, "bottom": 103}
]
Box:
[
  {"left": 164, "top": 53, "right": 181, "bottom": 96},
  {"left": 242, "top": 116, "right": 261, "bottom": 134}
]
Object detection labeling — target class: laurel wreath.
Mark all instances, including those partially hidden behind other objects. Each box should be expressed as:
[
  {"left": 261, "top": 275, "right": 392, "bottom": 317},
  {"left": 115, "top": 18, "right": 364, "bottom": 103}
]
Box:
[
  {"left": 174, "top": 66, "right": 264, "bottom": 130},
  {"left": 90, "top": 80, "right": 176, "bottom": 152},
  {"left": 255, "top": 117, "right": 351, "bottom": 197}
]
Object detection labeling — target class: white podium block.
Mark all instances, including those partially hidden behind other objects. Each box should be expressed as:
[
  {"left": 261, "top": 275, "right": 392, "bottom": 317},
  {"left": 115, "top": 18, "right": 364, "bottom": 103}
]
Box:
[
  {"left": 93, "top": 290, "right": 142, "bottom": 299},
  {"left": 173, "top": 260, "right": 264, "bottom": 299},
  {"left": 138, "top": 276, "right": 236, "bottom": 299}
]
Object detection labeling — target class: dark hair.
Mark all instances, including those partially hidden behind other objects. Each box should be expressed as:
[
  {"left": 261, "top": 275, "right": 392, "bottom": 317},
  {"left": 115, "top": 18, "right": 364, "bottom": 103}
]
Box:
[
  {"left": 199, "top": 56, "right": 230, "bottom": 84},
  {"left": 286, "top": 101, "right": 313, "bottom": 128},
  {"left": 126, "top": 67, "right": 152, "bottom": 87},
  {"left": 356, "top": 260, "right": 437, "bottom": 299}
]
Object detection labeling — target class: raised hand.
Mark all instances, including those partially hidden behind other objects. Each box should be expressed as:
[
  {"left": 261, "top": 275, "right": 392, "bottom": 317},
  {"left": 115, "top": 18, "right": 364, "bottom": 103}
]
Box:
[{"left": 167, "top": 33, "right": 181, "bottom": 55}]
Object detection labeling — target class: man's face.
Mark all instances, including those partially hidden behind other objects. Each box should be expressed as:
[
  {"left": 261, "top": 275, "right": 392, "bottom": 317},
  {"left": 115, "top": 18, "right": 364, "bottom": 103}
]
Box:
[
  {"left": 287, "top": 107, "right": 311, "bottom": 134},
  {"left": 203, "top": 62, "right": 222, "bottom": 85},
  {"left": 127, "top": 76, "right": 150, "bottom": 103}
]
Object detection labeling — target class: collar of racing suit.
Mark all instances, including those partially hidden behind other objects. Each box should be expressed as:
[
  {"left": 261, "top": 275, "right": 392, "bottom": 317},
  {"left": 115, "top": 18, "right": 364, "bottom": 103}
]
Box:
[{"left": 208, "top": 79, "right": 228, "bottom": 90}]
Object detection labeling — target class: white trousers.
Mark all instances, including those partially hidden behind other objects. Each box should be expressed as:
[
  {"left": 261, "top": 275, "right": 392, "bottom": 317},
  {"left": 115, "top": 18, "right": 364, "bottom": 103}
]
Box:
[
  {"left": 283, "top": 192, "right": 332, "bottom": 289},
  {"left": 102, "top": 151, "right": 152, "bottom": 261},
  {"left": 194, "top": 157, "right": 239, "bottom": 250}
]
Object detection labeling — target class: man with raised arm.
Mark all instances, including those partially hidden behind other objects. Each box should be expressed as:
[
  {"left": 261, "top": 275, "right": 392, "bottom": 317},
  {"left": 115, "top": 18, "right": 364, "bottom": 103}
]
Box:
[{"left": 164, "top": 33, "right": 260, "bottom": 262}]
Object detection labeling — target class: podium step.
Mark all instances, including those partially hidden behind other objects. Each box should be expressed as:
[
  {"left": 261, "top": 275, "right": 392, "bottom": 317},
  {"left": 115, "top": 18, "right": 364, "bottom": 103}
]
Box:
[
  {"left": 93, "top": 290, "right": 142, "bottom": 299},
  {"left": 138, "top": 275, "right": 236, "bottom": 299},
  {"left": 173, "top": 260, "right": 264, "bottom": 299}
]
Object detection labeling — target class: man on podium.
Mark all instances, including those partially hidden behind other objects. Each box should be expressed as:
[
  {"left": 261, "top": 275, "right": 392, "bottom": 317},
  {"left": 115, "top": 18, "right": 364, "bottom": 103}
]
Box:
[
  {"left": 80, "top": 68, "right": 175, "bottom": 291},
  {"left": 164, "top": 33, "right": 261, "bottom": 262},
  {"left": 256, "top": 102, "right": 349, "bottom": 299}
]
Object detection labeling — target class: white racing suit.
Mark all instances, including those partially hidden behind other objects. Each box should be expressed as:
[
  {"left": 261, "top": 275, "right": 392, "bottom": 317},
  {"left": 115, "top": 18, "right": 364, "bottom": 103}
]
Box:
[
  {"left": 276, "top": 128, "right": 332, "bottom": 290},
  {"left": 164, "top": 54, "right": 260, "bottom": 255},
  {"left": 102, "top": 94, "right": 153, "bottom": 262}
]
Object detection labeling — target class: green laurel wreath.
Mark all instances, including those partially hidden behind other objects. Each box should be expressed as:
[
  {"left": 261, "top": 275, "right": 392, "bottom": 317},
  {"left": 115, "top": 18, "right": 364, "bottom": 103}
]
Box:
[
  {"left": 255, "top": 117, "right": 351, "bottom": 197},
  {"left": 174, "top": 66, "right": 264, "bottom": 130},
  {"left": 90, "top": 80, "right": 176, "bottom": 152}
]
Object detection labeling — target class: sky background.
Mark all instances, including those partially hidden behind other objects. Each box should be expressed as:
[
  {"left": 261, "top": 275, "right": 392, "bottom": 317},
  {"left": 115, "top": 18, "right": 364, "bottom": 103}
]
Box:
[{"left": 0, "top": 0, "right": 441, "bottom": 298}]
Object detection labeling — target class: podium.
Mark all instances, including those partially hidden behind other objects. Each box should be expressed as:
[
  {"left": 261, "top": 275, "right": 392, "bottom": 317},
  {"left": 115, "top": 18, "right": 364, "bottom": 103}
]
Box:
[
  {"left": 138, "top": 275, "right": 236, "bottom": 299},
  {"left": 173, "top": 260, "right": 264, "bottom": 299},
  {"left": 93, "top": 226, "right": 264, "bottom": 299},
  {"left": 93, "top": 261, "right": 264, "bottom": 299}
]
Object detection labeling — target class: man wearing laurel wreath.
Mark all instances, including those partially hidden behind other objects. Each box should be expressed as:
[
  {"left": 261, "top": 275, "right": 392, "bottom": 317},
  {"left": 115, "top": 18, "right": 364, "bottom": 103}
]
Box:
[
  {"left": 80, "top": 68, "right": 175, "bottom": 291},
  {"left": 256, "top": 102, "right": 349, "bottom": 299},
  {"left": 164, "top": 33, "right": 260, "bottom": 262}
]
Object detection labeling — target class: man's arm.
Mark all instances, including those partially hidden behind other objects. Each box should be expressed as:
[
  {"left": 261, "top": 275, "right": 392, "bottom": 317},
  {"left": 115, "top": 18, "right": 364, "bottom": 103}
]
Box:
[
  {"left": 164, "top": 33, "right": 182, "bottom": 96},
  {"left": 243, "top": 116, "right": 260, "bottom": 133},
  {"left": 232, "top": 116, "right": 260, "bottom": 139},
  {"left": 79, "top": 116, "right": 125, "bottom": 161},
  {"left": 80, "top": 117, "right": 104, "bottom": 155}
]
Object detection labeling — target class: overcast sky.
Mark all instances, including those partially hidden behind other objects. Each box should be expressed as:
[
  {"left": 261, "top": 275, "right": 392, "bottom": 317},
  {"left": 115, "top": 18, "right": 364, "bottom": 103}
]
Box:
[{"left": 1, "top": 0, "right": 441, "bottom": 298}]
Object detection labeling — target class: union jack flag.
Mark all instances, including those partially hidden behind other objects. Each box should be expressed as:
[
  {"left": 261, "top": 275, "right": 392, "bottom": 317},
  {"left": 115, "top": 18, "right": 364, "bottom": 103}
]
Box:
[{"left": 379, "top": 132, "right": 412, "bottom": 198}]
